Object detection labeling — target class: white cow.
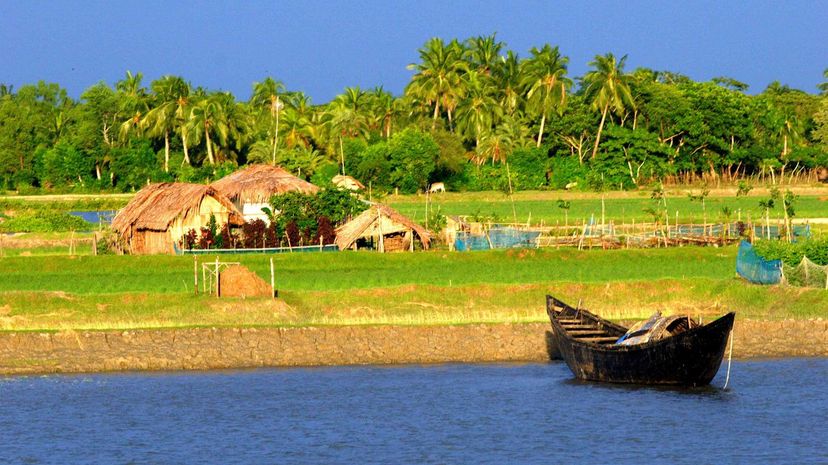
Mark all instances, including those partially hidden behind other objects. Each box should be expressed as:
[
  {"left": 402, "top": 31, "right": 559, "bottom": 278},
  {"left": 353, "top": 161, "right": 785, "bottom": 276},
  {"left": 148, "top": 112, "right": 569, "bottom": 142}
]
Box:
[{"left": 428, "top": 182, "right": 446, "bottom": 193}]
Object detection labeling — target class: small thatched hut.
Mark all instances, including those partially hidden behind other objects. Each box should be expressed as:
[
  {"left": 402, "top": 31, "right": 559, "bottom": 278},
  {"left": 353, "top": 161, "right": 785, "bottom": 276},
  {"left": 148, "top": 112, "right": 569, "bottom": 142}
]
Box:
[
  {"left": 212, "top": 164, "right": 319, "bottom": 222},
  {"left": 112, "top": 183, "right": 243, "bottom": 255},
  {"left": 335, "top": 204, "right": 430, "bottom": 252},
  {"left": 332, "top": 174, "right": 365, "bottom": 191}
]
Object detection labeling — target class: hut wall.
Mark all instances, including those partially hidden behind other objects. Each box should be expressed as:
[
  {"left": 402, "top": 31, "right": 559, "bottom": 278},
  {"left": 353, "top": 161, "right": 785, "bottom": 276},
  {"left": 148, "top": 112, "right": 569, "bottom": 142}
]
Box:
[
  {"left": 131, "top": 230, "right": 173, "bottom": 255},
  {"left": 168, "top": 197, "right": 234, "bottom": 245}
]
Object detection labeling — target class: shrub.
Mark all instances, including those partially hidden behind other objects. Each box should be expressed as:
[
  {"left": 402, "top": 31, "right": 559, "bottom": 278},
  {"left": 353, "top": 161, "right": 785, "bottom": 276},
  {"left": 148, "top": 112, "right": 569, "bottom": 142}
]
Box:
[
  {"left": 0, "top": 211, "right": 94, "bottom": 233},
  {"left": 753, "top": 239, "right": 828, "bottom": 267}
]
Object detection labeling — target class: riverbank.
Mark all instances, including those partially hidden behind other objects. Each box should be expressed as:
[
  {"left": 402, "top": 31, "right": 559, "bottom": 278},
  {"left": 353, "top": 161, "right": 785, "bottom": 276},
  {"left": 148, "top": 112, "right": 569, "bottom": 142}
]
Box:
[{"left": 1, "top": 319, "right": 826, "bottom": 375}]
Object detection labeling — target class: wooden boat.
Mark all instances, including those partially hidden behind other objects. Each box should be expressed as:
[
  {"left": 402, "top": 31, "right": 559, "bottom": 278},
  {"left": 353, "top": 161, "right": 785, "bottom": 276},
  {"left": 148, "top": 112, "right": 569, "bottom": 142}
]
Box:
[{"left": 546, "top": 295, "right": 735, "bottom": 386}]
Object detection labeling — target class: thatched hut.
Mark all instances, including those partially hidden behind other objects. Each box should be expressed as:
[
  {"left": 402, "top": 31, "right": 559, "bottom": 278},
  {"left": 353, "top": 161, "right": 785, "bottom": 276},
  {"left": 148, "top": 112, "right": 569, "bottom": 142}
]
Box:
[
  {"left": 332, "top": 174, "right": 365, "bottom": 191},
  {"left": 211, "top": 164, "right": 319, "bottom": 222},
  {"left": 112, "top": 183, "right": 243, "bottom": 255},
  {"left": 335, "top": 204, "right": 430, "bottom": 252}
]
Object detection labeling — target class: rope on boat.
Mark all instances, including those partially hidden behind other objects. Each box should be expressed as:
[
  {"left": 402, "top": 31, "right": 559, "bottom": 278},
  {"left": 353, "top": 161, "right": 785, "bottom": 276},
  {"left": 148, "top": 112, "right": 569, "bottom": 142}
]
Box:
[{"left": 723, "top": 328, "right": 734, "bottom": 390}]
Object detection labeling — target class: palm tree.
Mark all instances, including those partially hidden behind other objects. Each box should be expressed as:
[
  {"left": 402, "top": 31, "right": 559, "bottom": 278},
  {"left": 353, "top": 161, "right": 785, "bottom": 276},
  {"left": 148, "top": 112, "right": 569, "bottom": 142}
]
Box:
[
  {"left": 581, "top": 53, "right": 636, "bottom": 159},
  {"left": 250, "top": 77, "right": 286, "bottom": 165},
  {"left": 494, "top": 51, "right": 523, "bottom": 117},
  {"left": 188, "top": 93, "right": 229, "bottom": 165},
  {"left": 477, "top": 126, "right": 515, "bottom": 165},
  {"left": 465, "top": 33, "right": 504, "bottom": 75},
  {"left": 455, "top": 71, "right": 501, "bottom": 149},
  {"left": 143, "top": 75, "right": 191, "bottom": 171},
  {"left": 366, "top": 86, "right": 398, "bottom": 138},
  {"left": 406, "top": 37, "right": 468, "bottom": 129},
  {"left": 818, "top": 68, "right": 828, "bottom": 96},
  {"left": 520, "top": 44, "right": 571, "bottom": 147},
  {"left": 116, "top": 71, "right": 149, "bottom": 142}
]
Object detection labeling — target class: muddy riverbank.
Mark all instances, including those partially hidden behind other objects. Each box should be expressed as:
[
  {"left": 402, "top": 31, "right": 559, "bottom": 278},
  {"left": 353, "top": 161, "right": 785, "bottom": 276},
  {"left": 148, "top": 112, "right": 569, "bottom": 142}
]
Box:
[{"left": 1, "top": 319, "right": 826, "bottom": 375}]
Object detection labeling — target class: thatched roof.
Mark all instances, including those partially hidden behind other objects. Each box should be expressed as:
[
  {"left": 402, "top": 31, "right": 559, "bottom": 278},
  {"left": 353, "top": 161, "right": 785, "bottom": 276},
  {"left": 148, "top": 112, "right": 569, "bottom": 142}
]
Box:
[
  {"left": 212, "top": 164, "right": 319, "bottom": 204},
  {"left": 332, "top": 174, "right": 365, "bottom": 190},
  {"left": 112, "top": 182, "right": 243, "bottom": 233},
  {"left": 335, "top": 204, "right": 431, "bottom": 250}
]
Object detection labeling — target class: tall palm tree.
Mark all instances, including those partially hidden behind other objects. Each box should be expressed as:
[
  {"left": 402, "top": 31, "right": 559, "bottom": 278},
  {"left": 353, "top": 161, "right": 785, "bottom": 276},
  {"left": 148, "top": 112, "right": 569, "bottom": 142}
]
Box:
[
  {"left": 188, "top": 93, "right": 229, "bottom": 165},
  {"left": 116, "top": 71, "right": 149, "bottom": 142},
  {"left": 455, "top": 71, "right": 501, "bottom": 149},
  {"left": 406, "top": 37, "right": 468, "bottom": 129},
  {"left": 581, "top": 53, "right": 635, "bottom": 159},
  {"left": 520, "top": 44, "right": 571, "bottom": 147},
  {"left": 494, "top": 50, "right": 523, "bottom": 117},
  {"left": 143, "top": 75, "right": 191, "bottom": 171},
  {"left": 366, "top": 86, "right": 398, "bottom": 138},
  {"left": 818, "top": 68, "right": 828, "bottom": 96},
  {"left": 250, "top": 77, "right": 286, "bottom": 165},
  {"left": 465, "top": 33, "right": 504, "bottom": 75}
]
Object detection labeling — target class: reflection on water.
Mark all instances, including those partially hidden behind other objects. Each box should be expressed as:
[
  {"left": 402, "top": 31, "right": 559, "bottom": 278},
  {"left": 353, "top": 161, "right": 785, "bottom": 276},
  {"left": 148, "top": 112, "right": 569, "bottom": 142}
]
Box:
[{"left": 1, "top": 359, "right": 826, "bottom": 464}]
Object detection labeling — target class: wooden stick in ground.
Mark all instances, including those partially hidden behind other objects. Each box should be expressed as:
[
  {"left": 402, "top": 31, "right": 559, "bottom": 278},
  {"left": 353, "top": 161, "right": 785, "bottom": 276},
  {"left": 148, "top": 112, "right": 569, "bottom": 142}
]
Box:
[
  {"left": 194, "top": 256, "right": 198, "bottom": 295},
  {"left": 215, "top": 257, "right": 220, "bottom": 297},
  {"left": 270, "top": 257, "right": 276, "bottom": 298}
]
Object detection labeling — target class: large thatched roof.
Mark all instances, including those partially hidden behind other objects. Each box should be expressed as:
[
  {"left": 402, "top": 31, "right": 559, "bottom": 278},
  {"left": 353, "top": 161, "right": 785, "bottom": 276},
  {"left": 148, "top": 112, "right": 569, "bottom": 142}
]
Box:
[
  {"left": 112, "top": 182, "right": 243, "bottom": 233},
  {"left": 212, "top": 164, "right": 319, "bottom": 204},
  {"left": 335, "top": 204, "right": 431, "bottom": 250}
]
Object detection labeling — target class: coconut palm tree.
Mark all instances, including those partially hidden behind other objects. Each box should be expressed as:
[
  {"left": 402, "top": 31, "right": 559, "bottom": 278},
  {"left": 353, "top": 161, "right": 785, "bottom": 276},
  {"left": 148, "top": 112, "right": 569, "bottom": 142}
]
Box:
[
  {"left": 188, "top": 93, "right": 228, "bottom": 165},
  {"left": 116, "top": 71, "right": 149, "bottom": 142},
  {"left": 406, "top": 37, "right": 468, "bottom": 129},
  {"left": 520, "top": 45, "right": 571, "bottom": 147},
  {"left": 581, "top": 53, "right": 636, "bottom": 159},
  {"left": 818, "top": 68, "right": 828, "bottom": 96},
  {"left": 494, "top": 51, "right": 523, "bottom": 117},
  {"left": 465, "top": 33, "right": 504, "bottom": 75},
  {"left": 250, "top": 77, "right": 286, "bottom": 165},
  {"left": 455, "top": 71, "right": 501, "bottom": 149},
  {"left": 143, "top": 75, "right": 191, "bottom": 171}
]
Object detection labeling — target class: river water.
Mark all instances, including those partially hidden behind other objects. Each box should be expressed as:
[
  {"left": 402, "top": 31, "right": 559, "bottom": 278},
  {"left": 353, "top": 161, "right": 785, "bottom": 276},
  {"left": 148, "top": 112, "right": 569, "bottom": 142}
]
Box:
[{"left": 2, "top": 359, "right": 826, "bottom": 464}]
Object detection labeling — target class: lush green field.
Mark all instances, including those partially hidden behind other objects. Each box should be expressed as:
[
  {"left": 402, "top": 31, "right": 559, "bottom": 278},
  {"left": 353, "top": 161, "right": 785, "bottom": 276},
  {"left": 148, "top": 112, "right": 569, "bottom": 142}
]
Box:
[
  {"left": 388, "top": 190, "right": 828, "bottom": 226},
  {"left": 1, "top": 246, "right": 827, "bottom": 331},
  {"left": 0, "top": 247, "right": 735, "bottom": 294}
]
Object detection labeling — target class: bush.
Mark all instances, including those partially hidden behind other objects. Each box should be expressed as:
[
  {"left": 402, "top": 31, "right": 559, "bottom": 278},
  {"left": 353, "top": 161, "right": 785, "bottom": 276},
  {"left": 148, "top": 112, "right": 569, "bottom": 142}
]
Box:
[
  {"left": 548, "top": 156, "right": 588, "bottom": 190},
  {"left": 753, "top": 239, "right": 828, "bottom": 267},
  {"left": 507, "top": 147, "right": 548, "bottom": 190},
  {"left": 387, "top": 128, "right": 439, "bottom": 193},
  {"left": 0, "top": 211, "right": 94, "bottom": 233}
]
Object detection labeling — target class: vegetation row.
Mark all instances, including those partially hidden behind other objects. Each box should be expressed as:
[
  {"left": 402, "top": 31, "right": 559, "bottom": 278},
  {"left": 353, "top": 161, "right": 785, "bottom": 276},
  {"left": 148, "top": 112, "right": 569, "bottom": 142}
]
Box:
[{"left": 1, "top": 35, "right": 827, "bottom": 196}]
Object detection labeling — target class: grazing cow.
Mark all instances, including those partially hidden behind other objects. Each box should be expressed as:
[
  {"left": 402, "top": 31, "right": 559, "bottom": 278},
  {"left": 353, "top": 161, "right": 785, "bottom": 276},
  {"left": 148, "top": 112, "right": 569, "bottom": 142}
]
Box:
[
  {"left": 428, "top": 182, "right": 446, "bottom": 193},
  {"left": 565, "top": 181, "right": 578, "bottom": 190},
  {"left": 817, "top": 167, "right": 828, "bottom": 183}
]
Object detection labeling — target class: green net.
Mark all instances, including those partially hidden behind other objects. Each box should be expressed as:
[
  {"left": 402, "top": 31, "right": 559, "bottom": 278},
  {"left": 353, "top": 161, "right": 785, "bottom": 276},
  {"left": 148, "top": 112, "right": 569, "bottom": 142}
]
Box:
[{"left": 782, "top": 257, "right": 828, "bottom": 290}]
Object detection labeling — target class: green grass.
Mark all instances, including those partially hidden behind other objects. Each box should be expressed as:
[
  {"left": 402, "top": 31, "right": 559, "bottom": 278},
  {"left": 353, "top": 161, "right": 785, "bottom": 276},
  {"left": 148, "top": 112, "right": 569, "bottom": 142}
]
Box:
[
  {"left": 1, "top": 246, "right": 827, "bottom": 331},
  {"left": 0, "top": 247, "right": 736, "bottom": 294},
  {"left": 389, "top": 192, "right": 828, "bottom": 225}
]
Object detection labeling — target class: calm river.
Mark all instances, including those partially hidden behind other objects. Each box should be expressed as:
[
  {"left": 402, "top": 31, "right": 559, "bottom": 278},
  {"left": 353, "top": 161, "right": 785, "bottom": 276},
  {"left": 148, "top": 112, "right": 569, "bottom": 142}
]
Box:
[{"left": 2, "top": 359, "right": 826, "bottom": 464}]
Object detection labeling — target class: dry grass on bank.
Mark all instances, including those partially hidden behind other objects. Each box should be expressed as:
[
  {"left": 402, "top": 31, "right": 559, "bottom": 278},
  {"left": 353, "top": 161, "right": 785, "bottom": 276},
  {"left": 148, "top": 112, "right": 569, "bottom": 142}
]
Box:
[{"left": 2, "top": 279, "right": 825, "bottom": 332}]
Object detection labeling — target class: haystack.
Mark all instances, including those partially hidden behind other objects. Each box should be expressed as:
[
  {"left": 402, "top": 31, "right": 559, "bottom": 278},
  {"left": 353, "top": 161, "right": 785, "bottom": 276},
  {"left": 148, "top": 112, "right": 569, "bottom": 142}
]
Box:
[
  {"left": 111, "top": 183, "right": 243, "bottom": 255},
  {"left": 335, "top": 204, "right": 430, "bottom": 252},
  {"left": 332, "top": 174, "right": 365, "bottom": 191},
  {"left": 219, "top": 265, "right": 273, "bottom": 298},
  {"left": 212, "top": 164, "right": 319, "bottom": 222}
]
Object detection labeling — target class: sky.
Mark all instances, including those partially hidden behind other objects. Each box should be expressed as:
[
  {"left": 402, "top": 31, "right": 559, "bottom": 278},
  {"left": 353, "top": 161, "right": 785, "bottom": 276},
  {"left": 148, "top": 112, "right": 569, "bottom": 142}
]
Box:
[{"left": 1, "top": 0, "right": 826, "bottom": 103}]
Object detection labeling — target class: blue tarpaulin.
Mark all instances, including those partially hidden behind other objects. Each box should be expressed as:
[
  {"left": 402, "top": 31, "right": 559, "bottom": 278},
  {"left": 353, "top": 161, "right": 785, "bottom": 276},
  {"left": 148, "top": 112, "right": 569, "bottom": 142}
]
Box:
[
  {"left": 455, "top": 226, "right": 540, "bottom": 251},
  {"left": 736, "top": 240, "right": 782, "bottom": 285}
]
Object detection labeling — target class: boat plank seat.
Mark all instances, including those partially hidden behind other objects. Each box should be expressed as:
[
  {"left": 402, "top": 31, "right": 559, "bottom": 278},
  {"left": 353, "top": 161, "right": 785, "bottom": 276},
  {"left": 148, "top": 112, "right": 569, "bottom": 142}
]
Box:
[
  {"left": 579, "top": 336, "right": 620, "bottom": 343},
  {"left": 560, "top": 324, "right": 596, "bottom": 330},
  {"left": 568, "top": 330, "right": 610, "bottom": 336}
]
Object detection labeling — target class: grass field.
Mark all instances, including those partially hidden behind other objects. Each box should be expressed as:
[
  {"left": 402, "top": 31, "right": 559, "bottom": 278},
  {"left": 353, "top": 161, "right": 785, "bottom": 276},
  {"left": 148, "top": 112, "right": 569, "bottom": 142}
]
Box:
[
  {"left": 388, "top": 190, "right": 828, "bottom": 226},
  {"left": 1, "top": 247, "right": 827, "bottom": 331}
]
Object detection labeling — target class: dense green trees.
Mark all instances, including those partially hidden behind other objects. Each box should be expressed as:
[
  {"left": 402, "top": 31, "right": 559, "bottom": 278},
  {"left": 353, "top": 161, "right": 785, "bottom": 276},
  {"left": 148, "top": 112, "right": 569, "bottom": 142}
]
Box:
[{"left": 0, "top": 36, "right": 826, "bottom": 194}]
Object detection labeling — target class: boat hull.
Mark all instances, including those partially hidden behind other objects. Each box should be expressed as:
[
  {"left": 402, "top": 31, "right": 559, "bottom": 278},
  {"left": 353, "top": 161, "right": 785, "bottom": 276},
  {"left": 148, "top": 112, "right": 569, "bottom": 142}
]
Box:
[{"left": 548, "top": 296, "right": 735, "bottom": 386}]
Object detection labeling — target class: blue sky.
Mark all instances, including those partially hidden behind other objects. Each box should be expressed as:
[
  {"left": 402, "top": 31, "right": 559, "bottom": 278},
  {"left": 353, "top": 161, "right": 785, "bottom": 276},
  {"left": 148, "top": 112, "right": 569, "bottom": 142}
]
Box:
[{"left": 2, "top": 0, "right": 826, "bottom": 102}]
